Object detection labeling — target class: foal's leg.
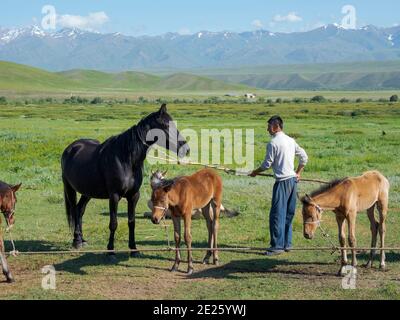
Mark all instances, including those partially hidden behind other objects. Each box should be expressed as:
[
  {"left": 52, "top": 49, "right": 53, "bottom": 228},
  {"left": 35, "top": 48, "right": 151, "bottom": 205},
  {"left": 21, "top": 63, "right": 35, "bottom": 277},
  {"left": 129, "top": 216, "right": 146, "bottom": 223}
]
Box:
[
  {"left": 201, "top": 203, "right": 213, "bottom": 264},
  {"left": 183, "top": 213, "right": 194, "bottom": 275},
  {"left": 336, "top": 215, "right": 348, "bottom": 276},
  {"left": 77, "top": 195, "right": 90, "bottom": 246},
  {"left": 107, "top": 193, "right": 121, "bottom": 257},
  {"left": 171, "top": 214, "right": 181, "bottom": 272},
  {"left": 347, "top": 213, "right": 358, "bottom": 268},
  {"left": 127, "top": 191, "right": 140, "bottom": 258},
  {"left": 365, "top": 204, "right": 378, "bottom": 268},
  {"left": 377, "top": 200, "right": 388, "bottom": 269},
  {"left": 0, "top": 237, "right": 13, "bottom": 283},
  {"left": 212, "top": 200, "right": 221, "bottom": 265}
]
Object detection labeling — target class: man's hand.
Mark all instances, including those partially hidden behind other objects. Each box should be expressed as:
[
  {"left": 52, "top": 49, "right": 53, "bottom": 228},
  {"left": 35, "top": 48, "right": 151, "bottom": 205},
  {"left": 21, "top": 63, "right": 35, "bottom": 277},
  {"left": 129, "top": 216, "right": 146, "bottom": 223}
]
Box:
[
  {"left": 249, "top": 170, "right": 258, "bottom": 177},
  {"left": 249, "top": 167, "right": 264, "bottom": 177},
  {"left": 296, "top": 172, "right": 301, "bottom": 182}
]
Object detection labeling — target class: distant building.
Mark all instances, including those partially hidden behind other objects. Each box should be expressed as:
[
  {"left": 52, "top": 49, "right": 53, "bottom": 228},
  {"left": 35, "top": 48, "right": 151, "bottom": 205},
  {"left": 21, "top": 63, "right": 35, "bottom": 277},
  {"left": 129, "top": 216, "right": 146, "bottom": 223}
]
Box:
[{"left": 244, "top": 93, "right": 257, "bottom": 99}]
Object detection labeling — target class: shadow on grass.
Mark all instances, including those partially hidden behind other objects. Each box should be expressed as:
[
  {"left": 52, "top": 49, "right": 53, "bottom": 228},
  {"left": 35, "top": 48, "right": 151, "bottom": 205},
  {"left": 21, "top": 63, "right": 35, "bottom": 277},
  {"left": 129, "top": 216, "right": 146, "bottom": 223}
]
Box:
[
  {"left": 189, "top": 258, "right": 335, "bottom": 280},
  {"left": 356, "top": 250, "right": 400, "bottom": 263}
]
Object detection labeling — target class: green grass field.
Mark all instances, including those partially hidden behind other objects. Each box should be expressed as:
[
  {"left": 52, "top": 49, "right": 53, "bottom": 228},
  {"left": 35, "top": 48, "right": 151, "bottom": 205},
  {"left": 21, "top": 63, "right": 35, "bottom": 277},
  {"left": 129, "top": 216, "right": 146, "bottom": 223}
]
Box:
[{"left": 0, "top": 101, "right": 399, "bottom": 299}]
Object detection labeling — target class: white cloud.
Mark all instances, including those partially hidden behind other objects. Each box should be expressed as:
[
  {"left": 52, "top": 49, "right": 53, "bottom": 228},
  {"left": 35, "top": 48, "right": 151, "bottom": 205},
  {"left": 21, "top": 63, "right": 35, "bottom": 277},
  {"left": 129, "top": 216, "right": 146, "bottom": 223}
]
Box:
[
  {"left": 57, "top": 12, "right": 109, "bottom": 30},
  {"left": 252, "top": 19, "right": 264, "bottom": 29},
  {"left": 273, "top": 12, "right": 302, "bottom": 23}
]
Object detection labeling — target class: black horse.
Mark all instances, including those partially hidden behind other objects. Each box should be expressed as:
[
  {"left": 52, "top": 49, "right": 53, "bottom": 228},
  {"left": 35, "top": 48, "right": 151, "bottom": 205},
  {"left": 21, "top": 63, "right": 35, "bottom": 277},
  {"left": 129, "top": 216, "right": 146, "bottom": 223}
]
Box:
[{"left": 61, "top": 104, "right": 189, "bottom": 256}]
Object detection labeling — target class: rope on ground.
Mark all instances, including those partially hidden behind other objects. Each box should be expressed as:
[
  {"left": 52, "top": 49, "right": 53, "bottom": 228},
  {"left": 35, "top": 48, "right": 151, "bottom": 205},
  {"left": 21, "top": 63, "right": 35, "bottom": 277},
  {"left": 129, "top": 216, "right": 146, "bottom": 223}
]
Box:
[{"left": 5, "top": 246, "right": 400, "bottom": 257}]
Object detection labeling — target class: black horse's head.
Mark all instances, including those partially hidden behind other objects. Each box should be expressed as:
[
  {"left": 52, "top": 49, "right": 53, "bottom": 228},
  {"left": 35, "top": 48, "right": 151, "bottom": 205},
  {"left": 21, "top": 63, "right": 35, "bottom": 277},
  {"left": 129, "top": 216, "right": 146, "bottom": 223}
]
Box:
[{"left": 140, "top": 104, "right": 190, "bottom": 158}]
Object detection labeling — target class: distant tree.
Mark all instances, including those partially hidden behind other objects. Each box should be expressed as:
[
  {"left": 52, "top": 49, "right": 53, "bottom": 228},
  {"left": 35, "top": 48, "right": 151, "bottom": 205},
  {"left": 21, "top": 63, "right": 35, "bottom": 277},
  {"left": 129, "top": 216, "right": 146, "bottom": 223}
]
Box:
[
  {"left": 0, "top": 96, "right": 7, "bottom": 105},
  {"left": 356, "top": 98, "right": 363, "bottom": 103},
  {"left": 91, "top": 97, "right": 103, "bottom": 104},
  {"left": 293, "top": 97, "right": 305, "bottom": 103},
  {"left": 340, "top": 98, "right": 350, "bottom": 103},
  {"left": 310, "top": 95, "right": 326, "bottom": 103},
  {"left": 390, "top": 95, "right": 398, "bottom": 102},
  {"left": 275, "top": 98, "right": 282, "bottom": 104}
]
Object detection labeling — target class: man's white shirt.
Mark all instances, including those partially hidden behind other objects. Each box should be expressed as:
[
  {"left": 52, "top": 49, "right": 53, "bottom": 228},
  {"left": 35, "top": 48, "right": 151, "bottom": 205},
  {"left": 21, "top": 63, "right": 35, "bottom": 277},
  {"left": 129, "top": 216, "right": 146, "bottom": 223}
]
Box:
[{"left": 261, "top": 132, "right": 308, "bottom": 181}]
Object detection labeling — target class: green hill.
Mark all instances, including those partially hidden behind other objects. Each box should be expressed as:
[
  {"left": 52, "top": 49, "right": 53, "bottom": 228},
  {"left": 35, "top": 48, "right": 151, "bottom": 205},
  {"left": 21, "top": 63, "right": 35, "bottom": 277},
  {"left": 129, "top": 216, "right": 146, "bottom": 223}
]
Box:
[
  {"left": 156, "top": 73, "right": 248, "bottom": 91},
  {"left": 57, "top": 69, "right": 160, "bottom": 90},
  {"left": 0, "top": 61, "right": 78, "bottom": 91},
  {"left": 201, "top": 61, "right": 400, "bottom": 90},
  {"left": 0, "top": 61, "right": 254, "bottom": 94}
]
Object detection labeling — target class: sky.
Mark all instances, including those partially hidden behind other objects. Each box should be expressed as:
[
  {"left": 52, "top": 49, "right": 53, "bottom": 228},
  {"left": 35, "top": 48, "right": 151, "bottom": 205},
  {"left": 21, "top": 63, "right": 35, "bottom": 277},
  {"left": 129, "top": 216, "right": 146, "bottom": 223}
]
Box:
[{"left": 1, "top": 0, "right": 399, "bottom": 35}]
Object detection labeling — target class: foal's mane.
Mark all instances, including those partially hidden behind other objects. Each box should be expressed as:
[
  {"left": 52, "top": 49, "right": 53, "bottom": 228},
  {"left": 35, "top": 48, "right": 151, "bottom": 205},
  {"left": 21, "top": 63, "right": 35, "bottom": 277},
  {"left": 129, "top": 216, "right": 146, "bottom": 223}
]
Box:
[{"left": 309, "top": 178, "right": 348, "bottom": 198}]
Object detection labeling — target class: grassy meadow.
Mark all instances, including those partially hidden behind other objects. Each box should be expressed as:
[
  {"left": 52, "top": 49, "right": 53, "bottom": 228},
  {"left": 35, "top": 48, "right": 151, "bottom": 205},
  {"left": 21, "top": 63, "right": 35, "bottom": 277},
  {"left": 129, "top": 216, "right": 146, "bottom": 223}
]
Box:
[{"left": 0, "top": 100, "right": 399, "bottom": 299}]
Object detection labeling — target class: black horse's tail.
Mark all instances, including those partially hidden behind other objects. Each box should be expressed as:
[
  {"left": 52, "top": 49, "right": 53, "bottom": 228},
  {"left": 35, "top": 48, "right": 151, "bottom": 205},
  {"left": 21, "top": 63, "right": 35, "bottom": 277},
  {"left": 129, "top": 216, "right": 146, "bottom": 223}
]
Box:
[{"left": 62, "top": 176, "right": 76, "bottom": 233}]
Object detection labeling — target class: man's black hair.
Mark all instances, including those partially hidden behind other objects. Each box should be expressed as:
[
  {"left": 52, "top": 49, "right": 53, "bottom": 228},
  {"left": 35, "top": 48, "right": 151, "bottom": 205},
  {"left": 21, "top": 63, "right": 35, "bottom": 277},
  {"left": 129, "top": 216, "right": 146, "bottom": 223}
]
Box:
[{"left": 268, "top": 115, "right": 283, "bottom": 129}]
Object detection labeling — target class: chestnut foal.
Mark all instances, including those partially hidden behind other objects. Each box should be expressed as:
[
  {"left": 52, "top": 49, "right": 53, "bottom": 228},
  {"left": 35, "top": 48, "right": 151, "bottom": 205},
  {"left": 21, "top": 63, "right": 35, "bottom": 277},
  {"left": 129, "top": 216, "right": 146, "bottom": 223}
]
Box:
[
  {"left": 0, "top": 181, "right": 21, "bottom": 283},
  {"left": 151, "top": 168, "right": 222, "bottom": 275}
]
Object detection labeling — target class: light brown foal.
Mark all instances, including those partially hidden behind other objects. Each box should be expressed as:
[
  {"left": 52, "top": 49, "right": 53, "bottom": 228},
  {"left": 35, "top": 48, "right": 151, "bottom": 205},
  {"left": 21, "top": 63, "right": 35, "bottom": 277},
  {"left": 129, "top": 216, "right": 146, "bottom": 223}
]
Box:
[
  {"left": 150, "top": 168, "right": 223, "bottom": 275},
  {"left": 300, "top": 171, "right": 389, "bottom": 276}
]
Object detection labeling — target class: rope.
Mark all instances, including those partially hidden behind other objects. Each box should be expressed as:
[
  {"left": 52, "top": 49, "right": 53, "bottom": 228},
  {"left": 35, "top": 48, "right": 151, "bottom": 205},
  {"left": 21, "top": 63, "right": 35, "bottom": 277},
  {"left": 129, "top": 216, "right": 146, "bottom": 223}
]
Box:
[
  {"left": 5, "top": 246, "right": 399, "bottom": 257},
  {"left": 161, "top": 215, "right": 171, "bottom": 249},
  {"left": 317, "top": 224, "right": 340, "bottom": 254},
  {"left": 146, "top": 154, "right": 329, "bottom": 184},
  {"left": 4, "top": 226, "right": 19, "bottom": 257}
]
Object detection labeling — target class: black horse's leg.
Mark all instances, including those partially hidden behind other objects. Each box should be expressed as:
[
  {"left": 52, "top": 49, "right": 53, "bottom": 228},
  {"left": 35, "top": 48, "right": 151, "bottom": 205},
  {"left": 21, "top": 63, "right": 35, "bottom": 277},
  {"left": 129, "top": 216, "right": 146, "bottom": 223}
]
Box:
[
  {"left": 128, "top": 191, "right": 140, "bottom": 258},
  {"left": 107, "top": 193, "right": 120, "bottom": 255},
  {"left": 77, "top": 195, "right": 90, "bottom": 246}
]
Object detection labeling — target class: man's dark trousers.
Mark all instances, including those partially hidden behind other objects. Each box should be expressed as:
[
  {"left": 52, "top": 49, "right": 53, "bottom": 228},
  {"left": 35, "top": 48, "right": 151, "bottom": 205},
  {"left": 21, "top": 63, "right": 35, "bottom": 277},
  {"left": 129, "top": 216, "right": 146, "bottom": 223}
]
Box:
[{"left": 269, "top": 177, "right": 297, "bottom": 250}]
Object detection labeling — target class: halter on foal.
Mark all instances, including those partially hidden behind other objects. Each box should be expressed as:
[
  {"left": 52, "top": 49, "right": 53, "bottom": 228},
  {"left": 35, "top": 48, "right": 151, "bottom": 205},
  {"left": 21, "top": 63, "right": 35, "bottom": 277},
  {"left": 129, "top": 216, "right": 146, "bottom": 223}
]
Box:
[
  {"left": 150, "top": 168, "right": 223, "bottom": 275},
  {"left": 0, "top": 181, "right": 21, "bottom": 283}
]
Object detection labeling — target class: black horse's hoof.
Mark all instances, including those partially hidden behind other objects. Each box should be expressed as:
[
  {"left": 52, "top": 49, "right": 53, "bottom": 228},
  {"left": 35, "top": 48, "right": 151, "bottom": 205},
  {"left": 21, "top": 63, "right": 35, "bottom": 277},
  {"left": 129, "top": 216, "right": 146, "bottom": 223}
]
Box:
[
  {"left": 6, "top": 276, "right": 14, "bottom": 283},
  {"left": 81, "top": 239, "right": 88, "bottom": 247},
  {"left": 130, "top": 251, "right": 140, "bottom": 258},
  {"left": 187, "top": 268, "right": 194, "bottom": 276},
  {"left": 72, "top": 241, "right": 83, "bottom": 249}
]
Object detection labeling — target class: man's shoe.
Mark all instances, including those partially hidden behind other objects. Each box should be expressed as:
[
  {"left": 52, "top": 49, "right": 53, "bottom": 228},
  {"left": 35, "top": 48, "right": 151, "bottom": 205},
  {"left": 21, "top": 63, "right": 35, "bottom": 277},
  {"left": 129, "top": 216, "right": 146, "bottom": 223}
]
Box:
[
  {"left": 284, "top": 247, "right": 293, "bottom": 252},
  {"left": 264, "top": 249, "right": 285, "bottom": 256}
]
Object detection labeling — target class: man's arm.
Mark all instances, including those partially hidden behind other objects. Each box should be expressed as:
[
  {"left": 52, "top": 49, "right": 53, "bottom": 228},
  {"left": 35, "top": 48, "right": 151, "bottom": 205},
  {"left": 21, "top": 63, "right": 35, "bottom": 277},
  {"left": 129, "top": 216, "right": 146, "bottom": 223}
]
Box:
[
  {"left": 294, "top": 142, "right": 308, "bottom": 181},
  {"left": 249, "top": 143, "right": 274, "bottom": 177}
]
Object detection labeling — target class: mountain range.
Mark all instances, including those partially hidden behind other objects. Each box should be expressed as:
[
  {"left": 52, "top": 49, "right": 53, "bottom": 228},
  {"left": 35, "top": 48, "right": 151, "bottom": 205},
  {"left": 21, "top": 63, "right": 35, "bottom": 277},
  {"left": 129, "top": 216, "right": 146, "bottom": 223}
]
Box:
[{"left": 1, "top": 24, "right": 400, "bottom": 71}]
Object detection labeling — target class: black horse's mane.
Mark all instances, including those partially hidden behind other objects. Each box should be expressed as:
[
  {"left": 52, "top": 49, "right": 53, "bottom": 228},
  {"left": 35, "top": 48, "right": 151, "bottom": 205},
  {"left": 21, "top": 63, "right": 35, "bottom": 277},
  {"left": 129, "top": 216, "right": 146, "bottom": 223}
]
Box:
[
  {"left": 309, "top": 178, "right": 348, "bottom": 198},
  {"left": 99, "top": 112, "right": 158, "bottom": 162}
]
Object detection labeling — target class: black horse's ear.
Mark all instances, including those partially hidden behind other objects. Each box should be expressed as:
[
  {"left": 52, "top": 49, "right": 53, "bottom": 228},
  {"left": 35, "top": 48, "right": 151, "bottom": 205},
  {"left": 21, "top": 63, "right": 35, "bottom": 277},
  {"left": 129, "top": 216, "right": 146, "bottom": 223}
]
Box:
[{"left": 159, "top": 104, "right": 167, "bottom": 114}]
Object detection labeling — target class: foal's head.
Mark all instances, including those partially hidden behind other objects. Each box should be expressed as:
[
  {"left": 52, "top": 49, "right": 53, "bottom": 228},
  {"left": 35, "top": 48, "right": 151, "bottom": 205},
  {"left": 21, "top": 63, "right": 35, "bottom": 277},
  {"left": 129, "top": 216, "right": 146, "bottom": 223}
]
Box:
[
  {"left": 0, "top": 183, "right": 22, "bottom": 228},
  {"left": 141, "top": 104, "right": 190, "bottom": 158},
  {"left": 300, "top": 194, "right": 322, "bottom": 240},
  {"left": 150, "top": 180, "right": 174, "bottom": 225}
]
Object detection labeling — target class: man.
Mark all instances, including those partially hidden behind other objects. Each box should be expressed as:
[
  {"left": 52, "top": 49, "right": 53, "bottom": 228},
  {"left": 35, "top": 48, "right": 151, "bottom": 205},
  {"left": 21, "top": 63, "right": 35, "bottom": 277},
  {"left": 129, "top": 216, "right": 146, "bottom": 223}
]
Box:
[{"left": 249, "top": 115, "right": 308, "bottom": 256}]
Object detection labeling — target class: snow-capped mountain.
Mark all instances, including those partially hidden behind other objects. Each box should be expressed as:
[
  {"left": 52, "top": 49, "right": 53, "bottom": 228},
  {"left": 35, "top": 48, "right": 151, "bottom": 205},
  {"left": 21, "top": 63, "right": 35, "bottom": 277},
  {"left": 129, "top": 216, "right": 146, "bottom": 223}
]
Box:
[{"left": 0, "top": 24, "right": 399, "bottom": 71}]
